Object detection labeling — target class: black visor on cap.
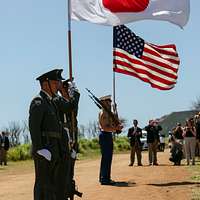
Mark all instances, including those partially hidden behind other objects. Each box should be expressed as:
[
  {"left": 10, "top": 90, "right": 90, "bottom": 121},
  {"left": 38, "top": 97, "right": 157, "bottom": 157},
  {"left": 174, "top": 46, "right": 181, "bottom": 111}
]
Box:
[{"left": 36, "top": 69, "right": 64, "bottom": 82}]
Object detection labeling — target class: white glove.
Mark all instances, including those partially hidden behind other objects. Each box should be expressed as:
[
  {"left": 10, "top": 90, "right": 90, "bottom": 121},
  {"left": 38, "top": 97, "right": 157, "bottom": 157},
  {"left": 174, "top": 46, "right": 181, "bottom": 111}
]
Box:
[
  {"left": 68, "top": 81, "right": 79, "bottom": 97},
  {"left": 37, "top": 149, "right": 52, "bottom": 161},
  {"left": 71, "top": 149, "right": 77, "bottom": 159}
]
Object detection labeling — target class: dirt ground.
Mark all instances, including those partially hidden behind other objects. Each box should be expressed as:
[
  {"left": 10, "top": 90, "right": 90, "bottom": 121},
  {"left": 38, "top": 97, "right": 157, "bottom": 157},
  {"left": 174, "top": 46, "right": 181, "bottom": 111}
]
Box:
[{"left": 0, "top": 150, "right": 199, "bottom": 200}]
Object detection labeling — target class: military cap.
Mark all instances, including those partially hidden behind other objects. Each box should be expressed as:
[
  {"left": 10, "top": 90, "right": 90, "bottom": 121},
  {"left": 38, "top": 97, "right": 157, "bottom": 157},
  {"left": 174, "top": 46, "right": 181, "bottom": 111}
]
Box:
[
  {"left": 36, "top": 69, "right": 64, "bottom": 82},
  {"left": 99, "top": 95, "right": 112, "bottom": 101}
]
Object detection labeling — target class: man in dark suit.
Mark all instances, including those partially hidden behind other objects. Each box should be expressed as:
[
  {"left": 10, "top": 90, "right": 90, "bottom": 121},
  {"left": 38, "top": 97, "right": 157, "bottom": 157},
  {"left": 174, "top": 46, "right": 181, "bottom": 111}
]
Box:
[{"left": 127, "top": 119, "right": 142, "bottom": 166}]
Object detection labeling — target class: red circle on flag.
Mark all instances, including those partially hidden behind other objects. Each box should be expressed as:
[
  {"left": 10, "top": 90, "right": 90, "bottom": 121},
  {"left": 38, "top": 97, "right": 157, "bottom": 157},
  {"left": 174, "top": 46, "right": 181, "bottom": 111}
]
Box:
[{"left": 103, "top": 0, "right": 149, "bottom": 13}]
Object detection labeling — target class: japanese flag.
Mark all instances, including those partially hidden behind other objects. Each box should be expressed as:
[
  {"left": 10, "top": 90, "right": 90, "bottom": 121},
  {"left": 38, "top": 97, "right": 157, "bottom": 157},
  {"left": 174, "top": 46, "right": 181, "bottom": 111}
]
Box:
[{"left": 71, "top": 0, "right": 190, "bottom": 28}]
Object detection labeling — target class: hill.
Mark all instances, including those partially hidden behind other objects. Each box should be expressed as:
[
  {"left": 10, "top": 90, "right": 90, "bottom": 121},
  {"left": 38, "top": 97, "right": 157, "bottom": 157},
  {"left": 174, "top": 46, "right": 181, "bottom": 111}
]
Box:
[{"left": 158, "top": 110, "right": 198, "bottom": 135}]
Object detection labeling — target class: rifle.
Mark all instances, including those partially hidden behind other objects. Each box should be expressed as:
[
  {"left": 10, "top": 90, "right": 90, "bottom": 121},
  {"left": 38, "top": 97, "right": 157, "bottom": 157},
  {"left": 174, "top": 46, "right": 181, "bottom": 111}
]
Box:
[
  {"left": 86, "top": 88, "right": 122, "bottom": 133},
  {"left": 68, "top": 180, "right": 83, "bottom": 200}
]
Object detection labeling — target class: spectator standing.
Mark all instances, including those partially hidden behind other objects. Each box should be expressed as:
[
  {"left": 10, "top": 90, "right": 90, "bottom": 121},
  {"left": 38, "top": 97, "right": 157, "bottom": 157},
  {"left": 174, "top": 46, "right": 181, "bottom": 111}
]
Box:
[
  {"left": 172, "top": 123, "right": 184, "bottom": 145},
  {"left": 145, "top": 120, "right": 160, "bottom": 166},
  {"left": 127, "top": 119, "right": 143, "bottom": 166},
  {"left": 183, "top": 119, "right": 196, "bottom": 165},
  {"left": 194, "top": 113, "right": 200, "bottom": 158},
  {"left": 0, "top": 132, "right": 10, "bottom": 166}
]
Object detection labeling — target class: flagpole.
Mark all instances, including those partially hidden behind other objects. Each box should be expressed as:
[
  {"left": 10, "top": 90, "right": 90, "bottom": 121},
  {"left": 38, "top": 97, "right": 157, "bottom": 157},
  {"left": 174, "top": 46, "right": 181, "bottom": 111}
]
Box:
[
  {"left": 113, "top": 26, "right": 117, "bottom": 110},
  {"left": 67, "top": 0, "right": 76, "bottom": 147},
  {"left": 113, "top": 68, "right": 116, "bottom": 108}
]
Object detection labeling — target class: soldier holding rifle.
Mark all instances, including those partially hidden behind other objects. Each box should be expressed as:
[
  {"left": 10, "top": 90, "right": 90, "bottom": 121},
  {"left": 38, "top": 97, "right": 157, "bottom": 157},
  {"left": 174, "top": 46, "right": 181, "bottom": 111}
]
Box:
[{"left": 86, "top": 89, "right": 123, "bottom": 185}]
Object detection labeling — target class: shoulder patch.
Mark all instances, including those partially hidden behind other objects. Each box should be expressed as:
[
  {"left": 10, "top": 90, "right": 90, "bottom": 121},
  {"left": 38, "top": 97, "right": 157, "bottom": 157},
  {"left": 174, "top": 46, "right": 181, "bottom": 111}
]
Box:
[{"left": 35, "top": 99, "right": 42, "bottom": 105}]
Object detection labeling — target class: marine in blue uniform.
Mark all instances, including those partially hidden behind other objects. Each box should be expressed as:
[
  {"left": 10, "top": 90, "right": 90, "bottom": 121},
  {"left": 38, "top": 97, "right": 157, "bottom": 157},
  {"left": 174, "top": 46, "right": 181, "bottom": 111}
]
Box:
[{"left": 98, "top": 95, "right": 122, "bottom": 185}]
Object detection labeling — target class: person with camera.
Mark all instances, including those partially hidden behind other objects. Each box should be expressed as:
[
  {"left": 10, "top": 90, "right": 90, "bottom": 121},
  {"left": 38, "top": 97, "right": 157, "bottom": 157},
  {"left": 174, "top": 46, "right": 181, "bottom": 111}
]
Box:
[
  {"left": 145, "top": 120, "right": 160, "bottom": 166},
  {"left": 172, "top": 123, "right": 184, "bottom": 144},
  {"left": 182, "top": 119, "right": 196, "bottom": 165},
  {"left": 127, "top": 119, "right": 142, "bottom": 166},
  {"left": 194, "top": 113, "right": 200, "bottom": 158}
]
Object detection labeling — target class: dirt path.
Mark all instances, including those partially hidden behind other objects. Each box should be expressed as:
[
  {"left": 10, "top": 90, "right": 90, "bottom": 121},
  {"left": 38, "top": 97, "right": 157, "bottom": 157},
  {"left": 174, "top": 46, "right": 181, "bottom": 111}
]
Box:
[{"left": 0, "top": 150, "right": 198, "bottom": 200}]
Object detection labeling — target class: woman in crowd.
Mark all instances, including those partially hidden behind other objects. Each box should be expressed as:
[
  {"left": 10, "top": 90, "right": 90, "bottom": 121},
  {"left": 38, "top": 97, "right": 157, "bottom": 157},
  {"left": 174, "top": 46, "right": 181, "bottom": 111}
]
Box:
[{"left": 182, "top": 119, "right": 196, "bottom": 165}]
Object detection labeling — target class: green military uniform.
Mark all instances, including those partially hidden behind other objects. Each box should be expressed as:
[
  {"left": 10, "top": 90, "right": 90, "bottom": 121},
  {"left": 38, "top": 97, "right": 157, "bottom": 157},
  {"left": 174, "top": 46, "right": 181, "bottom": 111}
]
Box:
[
  {"left": 29, "top": 69, "right": 79, "bottom": 200},
  {"left": 54, "top": 90, "right": 80, "bottom": 200}
]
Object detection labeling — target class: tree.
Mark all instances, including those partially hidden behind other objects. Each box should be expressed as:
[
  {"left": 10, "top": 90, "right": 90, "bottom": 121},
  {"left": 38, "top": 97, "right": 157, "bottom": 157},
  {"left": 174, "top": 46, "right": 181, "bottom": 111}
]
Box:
[
  {"left": 21, "top": 120, "right": 30, "bottom": 144},
  {"left": 78, "top": 124, "right": 86, "bottom": 138},
  {"left": 5, "top": 121, "right": 22, "bottom": 147},
  {"left": 87, "top": 121, "right": 99, "bottom": 138}
]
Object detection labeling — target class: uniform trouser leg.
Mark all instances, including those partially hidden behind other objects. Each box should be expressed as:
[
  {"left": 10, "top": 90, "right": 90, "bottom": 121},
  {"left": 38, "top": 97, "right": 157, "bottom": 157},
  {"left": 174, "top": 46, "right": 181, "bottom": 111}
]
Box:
[
  {"left": 33, "top": 157, "right": 58, "bottom": 200},
  {"left": 184, "top": 138, "right": 196, "bottom": 164},
  {"left": 190, "top": 138, "right": 196, "bottom": 164},
  {"left": 197, "top": 141, "right": 200, "bottom": 157},
  {"left": 152, "top": 140, "right": 158, "bottom": 164},
  {"left": 1, "top": 149, "right": 7, "bottom": 165},
  {"left": 0, "top": 149, "right": 2, "bottom": 165},
  {"left": 148, "top": 143, "right": 153, "bottom": 164},
  {"left": 99, "top": 132, "right": 113, "bottom": 183},
  {"left": 135, "top": 146, "right": 142, "bottom": 165},
  {"left": 130, "top": 145, "right": 136, "bottom": 164}
]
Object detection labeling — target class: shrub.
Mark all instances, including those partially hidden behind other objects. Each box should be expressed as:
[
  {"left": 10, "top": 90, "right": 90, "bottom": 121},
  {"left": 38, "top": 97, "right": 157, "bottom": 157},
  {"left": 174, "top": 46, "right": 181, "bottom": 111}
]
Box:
[{"left": 7, "top": 144, "right": 31, "bottom": 161}]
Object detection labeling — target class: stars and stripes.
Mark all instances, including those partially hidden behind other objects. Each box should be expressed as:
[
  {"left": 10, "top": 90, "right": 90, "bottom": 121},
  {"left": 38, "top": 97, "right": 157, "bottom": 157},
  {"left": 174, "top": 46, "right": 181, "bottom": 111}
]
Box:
[{"left": 113, "top": 25, "right": 180, "bottom": 90}]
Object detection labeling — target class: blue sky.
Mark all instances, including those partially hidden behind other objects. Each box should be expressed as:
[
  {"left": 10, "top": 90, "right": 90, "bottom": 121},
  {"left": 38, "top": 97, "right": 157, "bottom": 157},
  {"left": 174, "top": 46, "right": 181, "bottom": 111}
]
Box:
[{"left": 0, "top": 0, "right": 199, "bottom": 131}]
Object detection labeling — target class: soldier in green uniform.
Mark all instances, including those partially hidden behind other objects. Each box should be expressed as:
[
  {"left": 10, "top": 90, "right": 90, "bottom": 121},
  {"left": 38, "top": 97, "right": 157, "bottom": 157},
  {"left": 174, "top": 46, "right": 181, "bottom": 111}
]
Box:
[
  {"left": 29, "top": 69, "right": 79, "bottom": 200},
  {"left": 57, "top": 79, "right": 81, "bottom": 199}
]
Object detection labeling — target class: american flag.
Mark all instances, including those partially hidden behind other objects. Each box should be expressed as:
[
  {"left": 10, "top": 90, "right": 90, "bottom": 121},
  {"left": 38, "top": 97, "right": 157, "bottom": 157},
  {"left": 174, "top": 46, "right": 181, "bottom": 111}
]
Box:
[{"left": 113, "top": 25, "right": 180, "bottom": 90}]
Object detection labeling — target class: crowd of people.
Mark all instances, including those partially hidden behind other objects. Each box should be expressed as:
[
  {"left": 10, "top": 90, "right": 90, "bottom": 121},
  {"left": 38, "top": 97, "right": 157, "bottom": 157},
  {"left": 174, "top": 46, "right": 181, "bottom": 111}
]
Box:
[
  {"left": 169, "top": 113, "right": 200, "bottom": 166},
  {"left": 126, "top": 114, "right": 200, "bottom": 168}
]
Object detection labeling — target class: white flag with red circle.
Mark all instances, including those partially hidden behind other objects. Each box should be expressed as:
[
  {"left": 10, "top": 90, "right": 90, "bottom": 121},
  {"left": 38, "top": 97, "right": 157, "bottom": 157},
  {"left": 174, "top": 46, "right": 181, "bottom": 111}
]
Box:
[{"left": 71, "top": 0, "right": 190, "bottom": 28}]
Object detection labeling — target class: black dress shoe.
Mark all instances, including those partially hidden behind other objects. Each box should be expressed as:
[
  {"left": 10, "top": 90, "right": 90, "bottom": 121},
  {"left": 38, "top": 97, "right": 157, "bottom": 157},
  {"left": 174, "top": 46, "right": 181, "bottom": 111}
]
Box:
[
  {"left": 101, "top": 180, "right": 116, "bottom": 185},
  {"left": 128, "top": 163, "right": 133, "bottom": 166}
]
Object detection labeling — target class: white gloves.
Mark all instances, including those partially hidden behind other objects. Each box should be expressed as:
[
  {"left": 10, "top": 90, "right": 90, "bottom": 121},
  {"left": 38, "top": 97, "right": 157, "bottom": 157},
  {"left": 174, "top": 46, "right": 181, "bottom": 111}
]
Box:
[
  {"left": 71, "top": 149, "right": 77, "bottom": 159},
  {"left": 37, "top": 149, "right": 51, "bottom": 161},
  {"left": 68, "top": 81, "right": 79, "bottom": 97}
]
